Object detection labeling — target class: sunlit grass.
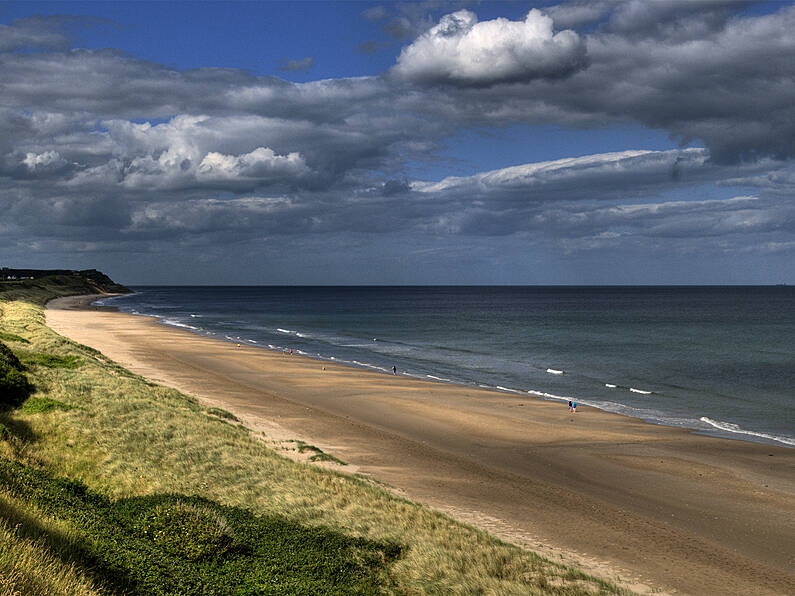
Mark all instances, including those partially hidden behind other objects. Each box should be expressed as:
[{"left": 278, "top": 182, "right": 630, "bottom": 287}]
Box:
[{"left": 0, "top": 490, "right": 107, "bottom": 596}]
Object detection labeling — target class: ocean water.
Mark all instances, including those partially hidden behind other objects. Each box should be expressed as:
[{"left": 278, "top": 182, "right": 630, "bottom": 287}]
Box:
[{"left": 96, "top": 286, "right": 795, "bottom": 447}]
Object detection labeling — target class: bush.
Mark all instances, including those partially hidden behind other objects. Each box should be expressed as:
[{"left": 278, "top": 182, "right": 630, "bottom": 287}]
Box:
[{"left": 137, "top": 501, "right": 236, "bottom": 561}]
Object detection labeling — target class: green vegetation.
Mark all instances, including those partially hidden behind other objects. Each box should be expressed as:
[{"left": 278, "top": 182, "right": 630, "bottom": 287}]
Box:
[
  {"left": 206, "top": 407, "right": 240, "bottom": 422},
  {"left": 0, "top": 459, "right": 400, "bottom": 595},
  {"left": 20, "top": 397, "right": 75, "bottom": 414},
  {"left": 0, "top": 340, "right": 33, "bottom": 409},
  {"left": 0, "top": 275, "right": 633, "bottom": 595},
  {"left": 22, "top": 352, "right": 82, "bottom": 369},
  {"left": 292, "top": 441, "right": 349, "bottom": 466},
  {"left": 0, "top": 331, "right": 30, "bottom": 344}
]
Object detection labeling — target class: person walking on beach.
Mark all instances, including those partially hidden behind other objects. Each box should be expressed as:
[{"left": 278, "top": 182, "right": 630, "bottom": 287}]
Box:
[
  {"left": 392, "top": 365, "right": 397, "bottom": 375},
  {"left": 568, "top": 400, "right": 573, "bottom": 412},
  {"left": 572, "top": 401, "right": 577, "bottom": 413}
]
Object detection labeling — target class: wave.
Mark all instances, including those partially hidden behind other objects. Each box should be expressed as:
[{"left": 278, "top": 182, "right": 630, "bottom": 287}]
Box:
[
  {"left": 426, "top": 375, "right": 452, "bottom": 382},
  {"left": 699, "top": 417, "right": 795, "bottom": 446},
  {"left": 629, "top": 388, "right": 653, "bottom": 395},
  {"left": 351, "top": 360, "right": 390, "bottom": 373},
  {"left": 527, "top": 389, "right": 572, "bottom": 402},
  {"left": 546, "top": 368, "right": 564, "bottom": 375},
  {"left": 162, "top": 319, "right": 200, "bottom": 331},
  {"left": 495, "top": 386, "right": 524, "bottom": 394},
  {"left": 605, "top": 383, "right": 617, "bottom": 388},
  {"left": 276, "top": 328, "right": 296, "bottom": 334}
]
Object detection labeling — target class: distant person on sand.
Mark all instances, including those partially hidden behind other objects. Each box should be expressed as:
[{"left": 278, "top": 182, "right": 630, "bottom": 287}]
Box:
[
  {"left": 392, "top": 365, "right": 397, "bottom": 375},
  {"left": 572, "top": 401, "right": 577, "bottom": 413},
  {"left": 568, "top": 400, "right": 573, "bottom": 412}
]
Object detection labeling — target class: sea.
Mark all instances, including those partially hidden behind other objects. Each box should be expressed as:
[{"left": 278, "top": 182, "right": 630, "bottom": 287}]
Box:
[{"left": 94, "top": 286, "right": 795, "bottom": 448}]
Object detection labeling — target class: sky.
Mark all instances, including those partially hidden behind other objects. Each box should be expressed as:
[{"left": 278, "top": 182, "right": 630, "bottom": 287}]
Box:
[{"left": 1, "top": 0, "right": 793, "bottom": 285}]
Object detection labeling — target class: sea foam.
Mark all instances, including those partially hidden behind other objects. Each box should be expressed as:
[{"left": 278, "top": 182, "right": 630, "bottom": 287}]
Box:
[{"left": 700, "top": 417, "right": 795, "bottom": 446}]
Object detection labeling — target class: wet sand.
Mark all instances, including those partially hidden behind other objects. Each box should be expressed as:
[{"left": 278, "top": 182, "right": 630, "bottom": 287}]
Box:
[{"left": 47, "top": 294, "right": 795, "bottom": 595}]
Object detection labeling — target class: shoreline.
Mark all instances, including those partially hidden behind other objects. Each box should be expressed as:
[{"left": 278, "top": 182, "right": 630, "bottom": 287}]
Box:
[
  {"left": 46, "top": 294, "right": 795, "bottom": 595},
  {"left": 90, "top": 292, "right": 794, "bottom": 449}
]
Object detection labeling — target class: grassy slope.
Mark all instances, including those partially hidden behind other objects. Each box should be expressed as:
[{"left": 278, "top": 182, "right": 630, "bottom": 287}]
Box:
[{"left": 0, "top": 277, "right": 631, "bottom": 595}]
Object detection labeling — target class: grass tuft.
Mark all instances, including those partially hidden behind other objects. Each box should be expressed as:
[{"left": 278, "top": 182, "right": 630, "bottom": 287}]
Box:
[
  {"left": 0, "top": 331, "right": 30, "bottom": 344},
  {"left": 206, "top": 407, "right": 239, "bottom": 422},
  {"left": 25, "top": 353, "right": 82, "bottom": 369},
  {"left": 308, "top": 452, "right": 347, "bottom": 465},
  {"left": 20, "top": 397, "right": 75, "bottom": 414}
]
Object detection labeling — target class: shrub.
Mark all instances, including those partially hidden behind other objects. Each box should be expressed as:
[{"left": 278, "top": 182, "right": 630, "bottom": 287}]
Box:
[{"left": 137, "top": 501, "right": 236, "bottom": 561}]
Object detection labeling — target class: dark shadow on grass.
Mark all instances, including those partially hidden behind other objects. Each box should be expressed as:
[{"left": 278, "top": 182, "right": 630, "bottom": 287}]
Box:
[{"left": 0, "top": 414, "right": 38, "bottom": 444}]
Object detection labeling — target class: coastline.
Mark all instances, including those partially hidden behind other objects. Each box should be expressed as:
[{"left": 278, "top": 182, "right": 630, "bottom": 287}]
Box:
[
  {"left": 47, "top": 294, "right": 795, "bottom": 595},
  {"left": 89, "top": 287, "right": 795, "bottom": 449}
]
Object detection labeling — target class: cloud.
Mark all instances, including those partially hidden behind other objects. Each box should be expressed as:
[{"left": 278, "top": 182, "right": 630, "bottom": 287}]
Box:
[
  {"left": 414, "top": 148, "right": 717, "bottom": 201},
  {"left": 393, "top": 9, "right": 588, "bottom": 86},
  {"left": 198, "top": 147, "right": 308, "bottom": 181},
  {"left": 362, "top": 6, "right": 388, "bottom": 22},
  {"left": 1, "top": 5, "right": 793, "bottom": 279},
  {"left": 356, "top": 40, "right": 388, "bottom": 54},
  {"left": 60, "top": 116, "right": 313, "bottom": 191},
  {"left": 279, "top": 57, "right": 314, "bottom": 72},
  {"left": 544, "top": 1, "right": 619, "bottom": 29},
  {"left": 0, "top": 15, "right": 74, "bottom": 51},
  {"left": 546, "top": 0, "right": 755, "bottom": 40}
]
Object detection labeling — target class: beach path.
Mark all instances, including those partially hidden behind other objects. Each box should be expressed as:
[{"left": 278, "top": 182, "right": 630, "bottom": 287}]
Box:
[{"left": 47, "top": 295, "right": 795, "bottom": 595}]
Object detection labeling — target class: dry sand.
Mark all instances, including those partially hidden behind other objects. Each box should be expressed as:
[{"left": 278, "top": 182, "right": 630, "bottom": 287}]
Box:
[{"left": 47, "top": 294, "right": 795, "bottom": 595}]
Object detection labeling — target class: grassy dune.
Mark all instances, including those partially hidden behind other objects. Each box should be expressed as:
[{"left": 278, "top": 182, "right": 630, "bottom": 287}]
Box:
[{"left": 0, "top": 277, "right": 631, "bottom": 595}]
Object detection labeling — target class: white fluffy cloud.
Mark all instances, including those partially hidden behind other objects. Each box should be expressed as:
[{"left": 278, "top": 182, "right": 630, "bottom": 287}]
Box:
[
  {"left": 23, "top": 150, "right": 67, "bottom": 171},
  {"left": 393, "top": 9, "right": 587, "bottom": 86},
  {"left": 198, "top": 147, "right": 308, "bottom": 181},
  {"left": 45, "top": 115, "right": 312, "bottom": 191}
]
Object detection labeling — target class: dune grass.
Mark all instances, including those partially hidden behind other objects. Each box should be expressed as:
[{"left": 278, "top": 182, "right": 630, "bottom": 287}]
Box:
[{"left": 0, "top": 280, "right": 633, "bottom": 595}]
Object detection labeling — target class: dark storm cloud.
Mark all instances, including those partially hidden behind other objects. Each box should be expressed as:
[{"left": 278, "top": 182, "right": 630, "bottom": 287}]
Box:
[{"left": 0, "top": 3, "right": 793, "bottom": 270}]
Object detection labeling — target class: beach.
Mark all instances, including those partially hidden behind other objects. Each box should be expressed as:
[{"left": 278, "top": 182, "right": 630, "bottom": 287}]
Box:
[{"left": 47, "top": 295, "right": 795, "bottom": 595}]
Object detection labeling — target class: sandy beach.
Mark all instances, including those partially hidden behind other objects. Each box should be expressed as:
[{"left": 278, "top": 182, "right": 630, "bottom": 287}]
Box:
[{"left": 47, "top": 294, "right": 794, "bottom": 595}]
